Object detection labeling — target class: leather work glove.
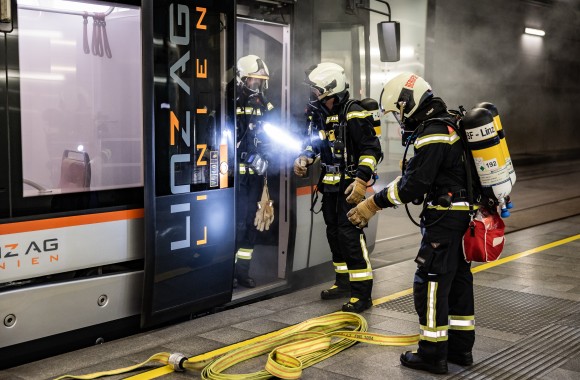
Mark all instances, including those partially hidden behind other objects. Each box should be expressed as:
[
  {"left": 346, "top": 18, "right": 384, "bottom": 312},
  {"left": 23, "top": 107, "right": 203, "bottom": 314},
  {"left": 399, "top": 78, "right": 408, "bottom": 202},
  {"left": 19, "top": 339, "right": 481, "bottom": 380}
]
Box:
[
  {"left": 344, "top": 177, "right": 367, "bottom": 205},
  {"left": 255, "top": 180, "right": 275, "bottom": 231},
  {"left": 347, "top": 194, "right": 382, "bottom": 228},
  {"left": 293, "top": 156, "right": 313, "bottom": 177}
]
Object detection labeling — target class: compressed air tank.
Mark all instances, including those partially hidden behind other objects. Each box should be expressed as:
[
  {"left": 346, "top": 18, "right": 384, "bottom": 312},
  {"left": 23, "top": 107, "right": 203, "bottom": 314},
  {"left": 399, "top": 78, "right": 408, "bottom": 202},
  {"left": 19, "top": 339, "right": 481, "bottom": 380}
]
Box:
[
  {"left": 461, "top": 107, "right": 512, "bottom": 216},
  {"left": 475, "top": 102, "right": 516, "bottom": 186},
  {"left": 360, "top": 98, "right": 382, "bottom": 137}
]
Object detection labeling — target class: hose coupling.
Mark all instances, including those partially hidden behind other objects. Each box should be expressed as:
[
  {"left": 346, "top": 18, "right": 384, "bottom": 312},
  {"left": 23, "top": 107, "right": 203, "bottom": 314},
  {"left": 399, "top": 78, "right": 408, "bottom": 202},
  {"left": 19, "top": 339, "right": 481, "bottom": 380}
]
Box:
[{"left": 168, "top": 352, "right": 187, "bottom": 371}]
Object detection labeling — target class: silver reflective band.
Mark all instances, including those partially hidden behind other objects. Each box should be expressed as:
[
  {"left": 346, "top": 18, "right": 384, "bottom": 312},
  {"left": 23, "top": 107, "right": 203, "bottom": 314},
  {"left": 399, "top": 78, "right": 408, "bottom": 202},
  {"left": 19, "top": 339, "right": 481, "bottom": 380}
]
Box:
[
  {"left": 335, "top": 264, "right": 348, "bottom": 272},
  {"left": 449, "top": 319, "right": 475, "bottom": 327},
  {"left": 350, "top": 271, "right": 372, "bottom": 279},
  {"left": 420, "top": 329, "right": 448, "bottom": 338}
]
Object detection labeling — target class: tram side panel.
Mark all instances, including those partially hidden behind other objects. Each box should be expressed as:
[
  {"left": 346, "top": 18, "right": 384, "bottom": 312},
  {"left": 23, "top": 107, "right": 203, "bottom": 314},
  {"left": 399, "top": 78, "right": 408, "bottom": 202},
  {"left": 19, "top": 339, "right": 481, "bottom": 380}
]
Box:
[{"left": 0, "top": 0, "right": 146, "bottom": 367}]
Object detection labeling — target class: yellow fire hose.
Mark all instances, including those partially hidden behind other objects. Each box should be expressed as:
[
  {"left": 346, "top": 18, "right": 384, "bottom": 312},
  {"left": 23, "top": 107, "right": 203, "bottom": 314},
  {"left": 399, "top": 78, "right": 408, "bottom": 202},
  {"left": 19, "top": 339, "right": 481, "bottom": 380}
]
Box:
[{"left": 54, "top": 311, "right": 419, "bottom": 380}]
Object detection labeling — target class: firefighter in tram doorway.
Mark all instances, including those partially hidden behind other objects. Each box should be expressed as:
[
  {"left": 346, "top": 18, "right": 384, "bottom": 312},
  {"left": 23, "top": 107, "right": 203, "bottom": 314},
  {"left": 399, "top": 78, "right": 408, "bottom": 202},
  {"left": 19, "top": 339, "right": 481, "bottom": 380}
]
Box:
[
  {"left": 234, "top": 55, "right": 275, "bottom": 288},
  {"left": 294, "top": 62, "right": 382, "bottom": 313},
  {"left": 347, "top": 72, "right": 475, "bottom": 374}
]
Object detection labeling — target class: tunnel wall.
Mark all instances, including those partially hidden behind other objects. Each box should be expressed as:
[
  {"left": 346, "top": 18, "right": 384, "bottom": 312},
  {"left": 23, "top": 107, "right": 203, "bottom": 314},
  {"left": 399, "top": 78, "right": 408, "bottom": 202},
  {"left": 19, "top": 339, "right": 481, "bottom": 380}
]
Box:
[{"left": 426, "top": 0, "right": 580, "bottom": 161}]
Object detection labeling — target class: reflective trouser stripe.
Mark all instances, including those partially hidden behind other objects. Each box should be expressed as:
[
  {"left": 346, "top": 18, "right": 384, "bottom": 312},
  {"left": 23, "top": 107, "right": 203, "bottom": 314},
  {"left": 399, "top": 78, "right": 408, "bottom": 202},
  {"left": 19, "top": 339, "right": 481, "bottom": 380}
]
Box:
[
  {"left": 427, "top": 281, "right": 437, "bottom": 329},
  {"left": 449, "top": 315, "right": 475, "bottom": 331},
  {"left": 348, "top": 235, "right": 373, "bottom": 281},
  {"left": 236, "top": 248, "right": 253, "bottom": 260},
  {"left": 420, "top": 325, "right": 449, "bottom": 342},
  {"left": 333, "top": 262, "right": 348, "bottom": 274},
  {"left": 419, "top": 281, "right": 449, "bottom": 342}
]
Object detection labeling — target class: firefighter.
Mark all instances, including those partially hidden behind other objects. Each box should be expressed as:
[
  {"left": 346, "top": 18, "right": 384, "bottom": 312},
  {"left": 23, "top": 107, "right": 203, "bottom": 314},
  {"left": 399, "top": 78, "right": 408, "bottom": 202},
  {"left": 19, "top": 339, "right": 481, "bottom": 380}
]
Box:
[
  {"left": 234, "top": 55, "right": 275, "bottom": 288},
  {"left": 347, "top": 72, "right": 475, "bottom": 374},
  {"left": 294, "top": 62, "right": 382, "bottom": 313}
]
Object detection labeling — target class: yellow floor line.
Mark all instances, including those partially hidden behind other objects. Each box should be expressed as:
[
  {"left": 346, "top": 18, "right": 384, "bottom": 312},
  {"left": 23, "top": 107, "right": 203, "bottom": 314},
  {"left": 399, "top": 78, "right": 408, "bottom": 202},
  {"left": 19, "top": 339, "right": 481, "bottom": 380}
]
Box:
[{"left": 126, "top": 233, "right": 580, "bottom": 379}]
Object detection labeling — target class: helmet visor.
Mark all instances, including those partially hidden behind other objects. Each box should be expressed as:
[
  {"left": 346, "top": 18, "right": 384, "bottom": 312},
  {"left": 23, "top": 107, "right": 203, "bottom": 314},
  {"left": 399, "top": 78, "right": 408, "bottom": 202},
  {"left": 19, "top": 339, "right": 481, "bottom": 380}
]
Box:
[{"left": 310, "top": 86, "right": 330, "bottom": 101}]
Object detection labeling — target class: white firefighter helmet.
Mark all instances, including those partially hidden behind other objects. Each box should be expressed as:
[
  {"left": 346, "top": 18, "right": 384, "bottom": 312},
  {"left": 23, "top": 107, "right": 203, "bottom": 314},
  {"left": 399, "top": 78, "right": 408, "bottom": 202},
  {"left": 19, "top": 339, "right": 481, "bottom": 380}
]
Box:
[
  {"left": 305, "top": 62, "right": 349, "bottom": 102},
  {"left": 380, "top": 72, "right": 432, "bottom": 118},
  {"left": 237, "top": 54, "right": 269, "bottom": 92}
]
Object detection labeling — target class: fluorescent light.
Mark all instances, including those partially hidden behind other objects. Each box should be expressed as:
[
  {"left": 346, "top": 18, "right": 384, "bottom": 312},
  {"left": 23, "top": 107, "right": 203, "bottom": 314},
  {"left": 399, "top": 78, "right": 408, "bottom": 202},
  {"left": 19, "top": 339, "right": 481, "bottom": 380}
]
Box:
[{"left": 524, "top": 28, "right": 545, "bottom": 37}]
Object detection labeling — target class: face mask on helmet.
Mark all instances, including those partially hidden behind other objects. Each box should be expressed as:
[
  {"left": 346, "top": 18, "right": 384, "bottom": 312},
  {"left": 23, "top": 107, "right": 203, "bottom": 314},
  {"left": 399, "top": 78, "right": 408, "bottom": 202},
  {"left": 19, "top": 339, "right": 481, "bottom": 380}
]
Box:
[
  {"left": 379, "top": 72, "right": 432, "bottom": 120},
  {"left": 304, "top": 62, "right": 349, "bottom": 113},
  {"left": 237, "top": 55, "right": 270, "bottom": 95},
  {"left": 379, "top": 72, "right": 432, "bottom": 145}
]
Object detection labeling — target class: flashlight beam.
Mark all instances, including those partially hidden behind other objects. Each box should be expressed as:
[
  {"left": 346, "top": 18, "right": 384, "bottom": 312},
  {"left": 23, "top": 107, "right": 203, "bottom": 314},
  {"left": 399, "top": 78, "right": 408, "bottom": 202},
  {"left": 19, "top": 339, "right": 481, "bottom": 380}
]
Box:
[{"left": 262, "top": 122, "right": 303, "bottom": 153}]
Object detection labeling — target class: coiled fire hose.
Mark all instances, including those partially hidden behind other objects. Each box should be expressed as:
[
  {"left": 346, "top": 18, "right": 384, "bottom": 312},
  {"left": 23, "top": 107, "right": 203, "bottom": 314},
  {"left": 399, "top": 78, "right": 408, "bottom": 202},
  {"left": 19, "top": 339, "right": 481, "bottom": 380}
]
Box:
[{"left": 54, "top": 311, "right": 419, "bottom": 380}]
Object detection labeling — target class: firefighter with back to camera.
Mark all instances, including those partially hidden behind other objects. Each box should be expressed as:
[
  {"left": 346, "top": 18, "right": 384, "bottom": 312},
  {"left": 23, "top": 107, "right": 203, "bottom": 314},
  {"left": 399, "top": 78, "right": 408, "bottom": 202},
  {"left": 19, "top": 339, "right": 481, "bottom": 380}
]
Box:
[
  {"left": 234, "top": 54, "right": 275, "bottom": 288},
  {"left": 293, "top": 62, "right": 382, "bottom": 313},
  {"left": 347, "top": 72, "right": 476, "bottom": 374}
]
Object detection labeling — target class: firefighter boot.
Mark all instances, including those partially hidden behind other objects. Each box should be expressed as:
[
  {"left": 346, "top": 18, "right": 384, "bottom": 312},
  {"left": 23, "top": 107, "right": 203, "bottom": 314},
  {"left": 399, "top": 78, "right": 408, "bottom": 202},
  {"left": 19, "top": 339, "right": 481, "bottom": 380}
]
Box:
[
  {"left": 235, "top": 259, "right": 255, "bottom": 288},
  {"left": 341, "top": 297, "right": 373, "bottom": 313},
  {"left": 321, "top": 273, "right": 350, "bottom": 300},
  {"left": 400, "top": 351, "right": 448, "bottom": 374},
  {"left": 447, "top": 351, "right": 473, "bottom": 366}
]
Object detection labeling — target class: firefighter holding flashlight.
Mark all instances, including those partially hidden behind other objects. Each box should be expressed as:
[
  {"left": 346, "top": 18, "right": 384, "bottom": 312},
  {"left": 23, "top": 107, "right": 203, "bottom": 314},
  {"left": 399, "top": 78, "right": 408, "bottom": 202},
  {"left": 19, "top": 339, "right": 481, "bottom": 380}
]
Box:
[{"left": 294, "top": 62, "right": 382, "bottom": 313}]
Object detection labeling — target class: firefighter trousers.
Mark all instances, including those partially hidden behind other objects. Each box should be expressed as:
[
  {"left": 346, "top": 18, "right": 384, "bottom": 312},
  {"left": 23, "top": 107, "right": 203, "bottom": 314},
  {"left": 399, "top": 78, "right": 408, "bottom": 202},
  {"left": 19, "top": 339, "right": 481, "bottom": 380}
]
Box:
[
  {"left": 413, "top": 223, "right": 475, "bottom": 362},
  {"left": 235, "top": 173, "right": 262, "bottom": 278},
  {"left": 321, "top": 191, "right": 373, "bottom": 299}
]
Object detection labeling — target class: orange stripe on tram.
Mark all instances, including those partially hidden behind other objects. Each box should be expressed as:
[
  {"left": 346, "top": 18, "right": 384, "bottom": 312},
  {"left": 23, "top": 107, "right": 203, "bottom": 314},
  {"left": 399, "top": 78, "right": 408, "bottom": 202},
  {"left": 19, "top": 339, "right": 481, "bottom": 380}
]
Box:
[{"left": 0, "top": 209, "right": 144, "bottom": 235}]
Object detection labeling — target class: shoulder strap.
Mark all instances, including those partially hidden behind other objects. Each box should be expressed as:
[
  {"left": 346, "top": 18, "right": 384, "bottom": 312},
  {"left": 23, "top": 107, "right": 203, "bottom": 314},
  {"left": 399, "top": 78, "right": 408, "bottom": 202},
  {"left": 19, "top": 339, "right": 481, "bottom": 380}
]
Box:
[{"left": 442, "top": 117, "right": 476, "bottom": 219}]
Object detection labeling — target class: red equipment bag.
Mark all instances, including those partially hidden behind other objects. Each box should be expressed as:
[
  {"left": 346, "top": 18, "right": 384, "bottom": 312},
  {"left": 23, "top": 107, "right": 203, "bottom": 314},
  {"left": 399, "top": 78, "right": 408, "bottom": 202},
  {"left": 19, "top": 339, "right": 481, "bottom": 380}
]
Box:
[{"left": 463, "top": 207, "right": 506, "bottom": 262}]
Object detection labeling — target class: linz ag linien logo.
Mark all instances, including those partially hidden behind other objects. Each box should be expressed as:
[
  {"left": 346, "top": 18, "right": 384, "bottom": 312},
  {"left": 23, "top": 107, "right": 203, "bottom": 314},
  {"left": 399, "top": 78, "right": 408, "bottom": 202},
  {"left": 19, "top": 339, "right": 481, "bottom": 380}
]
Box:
[
  {"left": 0, "top": 238, "right": 59, "bottom": 270},
  {"left": 167, "top": 2, "right": 210, "bottom": 252}
]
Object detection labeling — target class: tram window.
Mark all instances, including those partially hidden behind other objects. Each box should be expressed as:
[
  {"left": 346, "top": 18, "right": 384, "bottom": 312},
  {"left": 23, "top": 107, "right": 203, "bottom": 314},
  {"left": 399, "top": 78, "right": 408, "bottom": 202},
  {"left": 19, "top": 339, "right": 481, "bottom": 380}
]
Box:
[
  {"left": 1, "top": 0, "right": 13, "bottom": 32},
  {"left": 17, "top": 0, "right": 142, "bottom": 197}
]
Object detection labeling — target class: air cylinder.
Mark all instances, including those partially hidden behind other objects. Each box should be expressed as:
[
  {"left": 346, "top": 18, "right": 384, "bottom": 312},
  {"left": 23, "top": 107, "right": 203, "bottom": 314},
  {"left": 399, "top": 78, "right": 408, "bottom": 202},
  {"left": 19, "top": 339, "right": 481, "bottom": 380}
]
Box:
[
  {"left": 462, "top": 107, "right": 512, "bottom": 216},
  {"left": 475, "top": 102, "right": 516, "bottom": 186}
]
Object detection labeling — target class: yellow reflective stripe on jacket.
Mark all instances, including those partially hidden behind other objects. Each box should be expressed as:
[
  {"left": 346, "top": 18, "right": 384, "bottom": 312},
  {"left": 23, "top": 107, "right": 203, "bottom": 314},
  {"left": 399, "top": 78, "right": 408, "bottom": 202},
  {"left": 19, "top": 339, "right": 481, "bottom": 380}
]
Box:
[
  {"left": 426, "top": 202, "right": 480, "bottom": 211},
  {"left": 387, "top": 178, "right": 402, "bottom": 205},
  {"left": 358, "top": 155, "right": 376, "bottom": 171},
  {"left": 239, "top": 163, "right": 255, "bottom": 175},
  {"left": 236, "top": 106, "right": 264, "bottom": 116},
  {"left": 322, "top": 173, "right": 351, "bottom": 184},
  {"left": 325, "top": 115, "right": 339, "bottom": 123},
  {"left": 267, "top": 102, "right": 274, "bottom": 111},
  {"left": 414, "top": 132, "right": 460, "bottom": 149},
  {"left": 333, "top": 262, "right": 348, "bottom": 274},
  {"left": 449, "top": 315, "right": 475, "bottom": 331},
  {"left": 346, "top": 110, "right": 368, "bottom": 120},
  {"left": 325, "top": 111, "right": 372, "bottom": 124}
]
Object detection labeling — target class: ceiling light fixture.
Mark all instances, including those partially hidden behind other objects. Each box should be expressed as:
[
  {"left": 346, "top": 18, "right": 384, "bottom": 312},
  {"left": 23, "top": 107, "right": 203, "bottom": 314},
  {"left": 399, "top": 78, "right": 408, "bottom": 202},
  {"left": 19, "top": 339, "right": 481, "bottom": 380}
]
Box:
[{"left": 524, "top": 27, "right": 545, "bottom": 36}]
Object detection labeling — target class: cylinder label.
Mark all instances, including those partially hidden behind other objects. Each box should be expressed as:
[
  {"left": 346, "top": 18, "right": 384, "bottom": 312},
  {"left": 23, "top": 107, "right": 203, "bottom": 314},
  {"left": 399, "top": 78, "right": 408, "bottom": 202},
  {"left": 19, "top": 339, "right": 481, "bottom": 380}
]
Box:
[{"left": 465, "top": 121, "right": 497, "bottom": 143}]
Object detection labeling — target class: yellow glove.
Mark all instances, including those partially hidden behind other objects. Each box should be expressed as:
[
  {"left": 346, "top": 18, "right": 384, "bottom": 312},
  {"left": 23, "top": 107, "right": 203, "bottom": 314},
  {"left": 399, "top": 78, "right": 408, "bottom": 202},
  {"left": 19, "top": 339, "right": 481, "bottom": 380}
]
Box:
[
  {"left": 347, "top": 194, "right": 382, "bottom": 228},
  {"left": 255, "top": 180, "right": 275, "bottom": 232},
  {"left": 344, "top": 177, "right": 367, "bottom": 204},
  {"left": 293, "top": 156, "right": 313, "bottom": 177}
]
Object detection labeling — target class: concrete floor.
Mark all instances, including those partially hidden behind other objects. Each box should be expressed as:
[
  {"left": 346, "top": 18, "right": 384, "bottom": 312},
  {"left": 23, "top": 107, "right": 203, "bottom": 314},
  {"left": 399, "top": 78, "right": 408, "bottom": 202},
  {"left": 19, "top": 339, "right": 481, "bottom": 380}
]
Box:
[{"left": 3, "top": 158, "right": 580, "bottom": 380}]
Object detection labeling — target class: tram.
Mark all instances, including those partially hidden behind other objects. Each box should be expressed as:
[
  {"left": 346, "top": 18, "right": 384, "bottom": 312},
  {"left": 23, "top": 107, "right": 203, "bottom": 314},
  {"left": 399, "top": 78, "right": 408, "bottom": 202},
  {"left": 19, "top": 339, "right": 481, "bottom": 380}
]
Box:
[{"left": 0, "top": 0, "right": 384, "bottom": 368}]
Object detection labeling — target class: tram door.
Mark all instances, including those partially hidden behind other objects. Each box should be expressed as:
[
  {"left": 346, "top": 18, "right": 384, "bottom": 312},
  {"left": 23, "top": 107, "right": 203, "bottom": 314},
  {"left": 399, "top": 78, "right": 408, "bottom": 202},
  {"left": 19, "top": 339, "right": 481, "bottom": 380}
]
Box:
[
  {"left": 234, "top": 19, "right": 291, "bottom": 298},
  {"left": 142, "top": 1, "right": 236, "bottom": 327},
  {"left": 0, "top": 1, "right": 10, "bottom": 219}
]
